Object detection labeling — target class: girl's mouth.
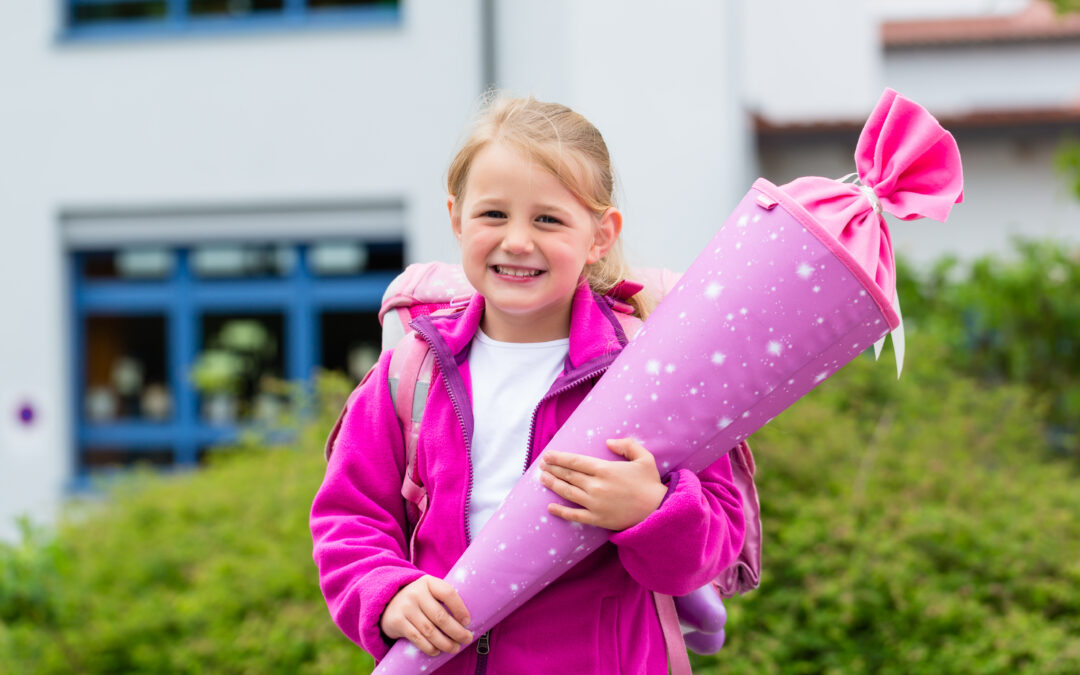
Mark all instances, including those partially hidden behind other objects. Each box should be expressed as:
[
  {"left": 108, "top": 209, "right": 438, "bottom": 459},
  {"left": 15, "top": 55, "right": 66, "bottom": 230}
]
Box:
[{"left": 491, "top": 265, "right": 544, "bottom": 278}]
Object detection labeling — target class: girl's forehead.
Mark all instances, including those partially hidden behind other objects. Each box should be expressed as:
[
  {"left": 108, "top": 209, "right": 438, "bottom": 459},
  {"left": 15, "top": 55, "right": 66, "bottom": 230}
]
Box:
[{"left": 467, "top": 141, "right": 589, "bottom": 200}]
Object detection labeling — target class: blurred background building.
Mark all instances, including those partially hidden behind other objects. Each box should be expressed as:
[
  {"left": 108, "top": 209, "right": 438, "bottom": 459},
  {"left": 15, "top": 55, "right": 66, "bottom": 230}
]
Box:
[{"left": 1, "top": 0, "right": 1077, "bottom": 540}]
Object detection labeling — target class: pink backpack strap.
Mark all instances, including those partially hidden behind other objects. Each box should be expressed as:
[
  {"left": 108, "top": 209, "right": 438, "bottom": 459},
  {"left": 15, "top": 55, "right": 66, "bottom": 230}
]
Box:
[
  {"left": 388, "top": 332, "right": 437, "bottom": 526},
  {"left": 653, "top": 592, "right": 692, "bottom": 675}
]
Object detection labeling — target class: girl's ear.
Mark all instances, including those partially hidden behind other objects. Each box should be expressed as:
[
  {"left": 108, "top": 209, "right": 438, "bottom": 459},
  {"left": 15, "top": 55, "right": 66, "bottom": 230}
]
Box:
[
  {"left": 448, "top": 196, "right": 462, "bottom": 241},
  {"left": 587, "top": 207, "right": 623, "bottom": 264}
]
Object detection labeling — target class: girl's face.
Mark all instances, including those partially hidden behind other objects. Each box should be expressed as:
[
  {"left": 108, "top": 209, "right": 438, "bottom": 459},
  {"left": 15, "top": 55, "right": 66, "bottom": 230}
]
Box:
[{"left": 450, "top": 141, "right": 620, "bottom": 343}]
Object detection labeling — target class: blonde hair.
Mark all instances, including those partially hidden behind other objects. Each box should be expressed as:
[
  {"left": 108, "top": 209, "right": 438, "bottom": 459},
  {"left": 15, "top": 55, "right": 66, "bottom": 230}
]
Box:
[{"left": 446, "top": 93, "right": 654, "bottom": 319}]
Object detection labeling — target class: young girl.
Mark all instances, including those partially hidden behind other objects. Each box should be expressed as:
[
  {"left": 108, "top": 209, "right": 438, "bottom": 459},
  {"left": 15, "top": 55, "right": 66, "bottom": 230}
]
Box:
[{"left": 310, "top": 95, "right": 746, "bottom": 674}]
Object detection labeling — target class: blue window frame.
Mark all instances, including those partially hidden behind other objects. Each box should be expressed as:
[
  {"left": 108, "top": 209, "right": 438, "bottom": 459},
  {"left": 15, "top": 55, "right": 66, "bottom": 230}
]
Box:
[
  {"left": 70, "top": 240, "right": 401, "bottom": 486},
  {"left": 63, "top": 0, "right": 400, "bottom": 40}
]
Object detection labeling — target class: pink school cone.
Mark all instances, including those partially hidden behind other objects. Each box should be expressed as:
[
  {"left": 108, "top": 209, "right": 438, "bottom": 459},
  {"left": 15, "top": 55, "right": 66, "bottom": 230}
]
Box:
[{"left": 373, "top": 89, "right": 962, "bottom": 674}]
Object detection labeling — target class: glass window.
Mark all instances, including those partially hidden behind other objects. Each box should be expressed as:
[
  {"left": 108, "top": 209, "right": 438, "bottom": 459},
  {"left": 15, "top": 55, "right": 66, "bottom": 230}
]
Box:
[
  {"left": 72, "top": 238, "right": 402, "bottom": 479},
  {"left": 70, "top": 1, "right": 168, "bottom": 27},
  {"left": 189, "top": 0, "right": 284, "bottom": 17},
  {"left": 308, "top": 241, "right": 368, "bottom": 276},
  {"left": 83, "top": 315, "right": 170, "bottom": 422},
  {"left": 82, "top": 248, "right": 175, "bottom": 280},
  {"left": 191, "top": 243, "right": 294, "bottom": 278},
  {"left": 364, "top": 241, "right": 405, "bottom": 271},
  {"left": 320, "top": 310, "right": 381, "bottom": 381},
  {"left": 67, "top": 0, "right": 399, "bottom": 32},
  {"left": 309, "top": 0, "right": 396, "bottom": 8},
  {"left": 195, "top": 313, "right": 285, "bottom": 424}
]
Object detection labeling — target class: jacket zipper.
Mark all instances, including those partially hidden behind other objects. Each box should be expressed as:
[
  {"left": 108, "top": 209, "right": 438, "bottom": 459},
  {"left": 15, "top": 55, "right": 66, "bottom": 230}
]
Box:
[
  {"left": 474, "top": 630, "right": 491, "bottom": 674},
  {"left": 522, "top": 364, "right": 611, "bottom": 473},
  {"left": 414, "top": 318, "right": 493, "bottom": 675}
]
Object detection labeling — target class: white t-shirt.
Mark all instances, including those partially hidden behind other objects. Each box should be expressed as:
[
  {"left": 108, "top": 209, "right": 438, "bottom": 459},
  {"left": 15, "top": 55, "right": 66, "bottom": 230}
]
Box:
[{"left": 467, "top": 329, "right": 569, "bottom": 536}]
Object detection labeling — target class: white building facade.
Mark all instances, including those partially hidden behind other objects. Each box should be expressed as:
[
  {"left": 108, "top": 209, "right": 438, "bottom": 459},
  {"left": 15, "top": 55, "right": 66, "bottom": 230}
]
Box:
[{"left": 1, "top": 0, "right": 1077, "bottom": 539}]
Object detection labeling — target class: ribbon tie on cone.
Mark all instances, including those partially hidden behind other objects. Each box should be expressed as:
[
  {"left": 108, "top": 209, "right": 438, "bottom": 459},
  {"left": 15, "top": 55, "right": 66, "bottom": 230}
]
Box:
[{"left": 781, "top": 88, "right": 964, "bottom": 377}]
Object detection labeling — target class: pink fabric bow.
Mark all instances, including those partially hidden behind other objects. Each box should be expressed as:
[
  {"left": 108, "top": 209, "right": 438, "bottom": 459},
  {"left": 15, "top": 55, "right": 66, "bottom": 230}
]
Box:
[{"left": 779, "top": 88, "right": 964, "bottom": 302}]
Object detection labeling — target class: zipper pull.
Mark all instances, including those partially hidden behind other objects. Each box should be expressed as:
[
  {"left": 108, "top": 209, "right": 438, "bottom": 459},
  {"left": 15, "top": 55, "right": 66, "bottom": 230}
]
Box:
[{"left": 476, "top": 631, "right": 491, "bottom": 655}]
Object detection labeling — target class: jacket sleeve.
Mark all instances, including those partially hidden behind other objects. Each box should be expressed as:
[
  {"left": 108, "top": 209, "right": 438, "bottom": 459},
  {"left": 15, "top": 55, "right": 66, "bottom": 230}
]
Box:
[
  {"left": 608, "top": 440, "right": 746, "bottom": 596},
  {"left": 310, "top": 350, "right": 426, "bottom": 659}
]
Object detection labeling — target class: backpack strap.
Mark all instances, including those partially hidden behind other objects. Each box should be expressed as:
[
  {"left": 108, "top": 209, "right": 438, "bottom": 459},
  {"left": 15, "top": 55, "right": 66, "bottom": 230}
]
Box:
[
  {"left": 654, "top": 592, "right": 693, "bottom": 675},
  {"left": 387, "top": 331, "right": 436, "bottom": 527}
]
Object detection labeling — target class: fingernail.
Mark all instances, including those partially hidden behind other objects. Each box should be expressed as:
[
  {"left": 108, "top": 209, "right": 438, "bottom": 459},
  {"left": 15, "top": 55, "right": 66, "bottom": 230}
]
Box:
[{"left": 464, "top": 616, "right": 472, "bottom": 627}]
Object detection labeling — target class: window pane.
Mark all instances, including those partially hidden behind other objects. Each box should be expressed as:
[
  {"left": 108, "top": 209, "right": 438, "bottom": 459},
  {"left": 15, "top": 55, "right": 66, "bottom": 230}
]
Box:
[
  {"left": 82, "top": 248, "right": 175, "bottom": 280},
  {"left": 84, "top": 315, "right": 170, "bottom": 422},
  {"left": 365, "top": 241, "right": 405, "bottom": 271},
  {"left": 196, "top": 313, "right": 285, "bottom": 423},
  {"left": 308, "top": 241, "right": 368, "bottom": 276},
  {"left": 308, "top": 0, "right": 397, "bottom": 8},
  {"left": 191, "top": 243, "right": 294, "bottom": 278},
  {"left": 320, "top": 310, "right": 381, "bottom": 381},
  {"left": 189, "top": 0, "right": 283, "bottom": 17},
  {"left": 71, "top": 0, "right": 167, "bottom": 25}
]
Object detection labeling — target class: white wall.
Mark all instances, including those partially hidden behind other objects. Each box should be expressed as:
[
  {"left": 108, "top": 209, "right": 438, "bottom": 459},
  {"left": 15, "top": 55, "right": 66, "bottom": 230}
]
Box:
[
  {"left": 742, "top": 0, "right": 883, "bottom": 123},
  {"left": 0, "top": 0, "right": 482, "bottom": 540}
]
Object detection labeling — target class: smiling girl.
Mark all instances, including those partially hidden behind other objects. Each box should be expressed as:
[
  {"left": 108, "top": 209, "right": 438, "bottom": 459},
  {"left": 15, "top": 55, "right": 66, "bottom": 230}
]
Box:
[{"left": 311, "top": 95, "right": 746, "bottom": 674}]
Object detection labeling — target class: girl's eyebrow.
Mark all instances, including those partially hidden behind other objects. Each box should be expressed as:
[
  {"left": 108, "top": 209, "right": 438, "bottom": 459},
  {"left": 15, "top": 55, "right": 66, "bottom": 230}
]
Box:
[
  {"left": 535, "top": 202, "right": 573, "bottom": 217},
  {"left": 470, "top": 196, "right": 507, "bottom": 209}
]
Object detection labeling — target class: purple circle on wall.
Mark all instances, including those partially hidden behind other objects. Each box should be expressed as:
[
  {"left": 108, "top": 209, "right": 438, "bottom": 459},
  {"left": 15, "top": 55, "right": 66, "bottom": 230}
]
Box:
[{"left": 18, "top": 403, "right": 35, "bottom": 426}]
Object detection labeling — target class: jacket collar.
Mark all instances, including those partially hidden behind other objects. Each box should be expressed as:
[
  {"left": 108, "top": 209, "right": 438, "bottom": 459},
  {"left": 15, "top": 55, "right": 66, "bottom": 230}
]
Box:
[{"left": 419, "top": 282, "right": 628, "bottom": 371}]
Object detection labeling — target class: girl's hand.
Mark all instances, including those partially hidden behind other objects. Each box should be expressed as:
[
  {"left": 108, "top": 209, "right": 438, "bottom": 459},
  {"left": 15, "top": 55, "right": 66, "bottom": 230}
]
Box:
[
  {"left": 539, "top": 438, "right": 668, "bottom": 531},
  {"left": 380, "top": 575, "right": 473, "bottom": 657}
]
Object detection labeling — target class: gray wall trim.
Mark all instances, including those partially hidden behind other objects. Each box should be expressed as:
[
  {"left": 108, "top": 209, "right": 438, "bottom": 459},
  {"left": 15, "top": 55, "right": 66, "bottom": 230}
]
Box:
[{"left": 60, "top": 199, "right": 406, "bottom": 249}]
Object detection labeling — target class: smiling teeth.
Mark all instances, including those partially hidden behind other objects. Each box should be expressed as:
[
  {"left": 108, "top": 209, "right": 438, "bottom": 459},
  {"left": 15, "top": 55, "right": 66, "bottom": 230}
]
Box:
[{"left": 494, "top": 265, "right": 542, "bottom": 277}]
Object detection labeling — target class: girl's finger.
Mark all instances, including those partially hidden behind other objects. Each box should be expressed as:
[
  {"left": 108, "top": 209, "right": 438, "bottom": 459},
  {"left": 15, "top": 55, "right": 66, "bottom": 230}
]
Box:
[
  {"left": 541, "top": 470, "right": 590, "bottom": 506},
  {"left": 606, "top": 437, "right": 650, "bottom": 461},
  {"left": 541, "top": 451, "right": 600, "bottom": 475},
  {"left": 421, "top": 585, "right": 472, "bottom": 646},
  {"left": 540, "top": 461, "right": 587, "bottom": 488},
  {"left": 427, "top": 578, "right": 473, "bottom": 632},
  {"left": 400, "top": 619, "right": 440, "bottom": 657},
  {"left": 547, "top": 501, "right": 596, "bottom": 526},
  {"left": 408, "top": 608, "right": 460, "bottom": 655}
]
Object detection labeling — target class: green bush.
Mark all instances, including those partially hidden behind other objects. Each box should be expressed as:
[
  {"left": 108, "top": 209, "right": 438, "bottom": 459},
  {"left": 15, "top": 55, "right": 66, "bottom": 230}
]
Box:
[
  {"left": 2, "top": 325, "right": 1079, "bottom": 673},
  {"left": 896, "top": 241, "right": 1080, "bottom": 451},
  {"left": 700, "top": 334, "right": 1080, "bottom": 674}
]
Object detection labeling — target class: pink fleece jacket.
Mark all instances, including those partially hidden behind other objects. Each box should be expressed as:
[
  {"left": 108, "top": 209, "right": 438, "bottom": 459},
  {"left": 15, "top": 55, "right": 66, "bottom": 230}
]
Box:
[{"left": 310, "top": 283, "right": 747, "bottom": 674}]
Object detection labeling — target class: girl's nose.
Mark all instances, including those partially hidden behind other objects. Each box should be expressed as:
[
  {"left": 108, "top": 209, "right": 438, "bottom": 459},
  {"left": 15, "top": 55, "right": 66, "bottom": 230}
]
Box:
[{"left": 500, "top": 219, "right": 534, "bottom": 255}]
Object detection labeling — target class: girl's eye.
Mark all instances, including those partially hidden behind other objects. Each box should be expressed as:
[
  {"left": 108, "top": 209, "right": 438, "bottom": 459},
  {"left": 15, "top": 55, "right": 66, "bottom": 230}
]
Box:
[
  {"left": 481, "top": 210, "right": 506, "bottom": 219},
  {"left": 537, "top": 215, "right": 562, "bottom": 225}
]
